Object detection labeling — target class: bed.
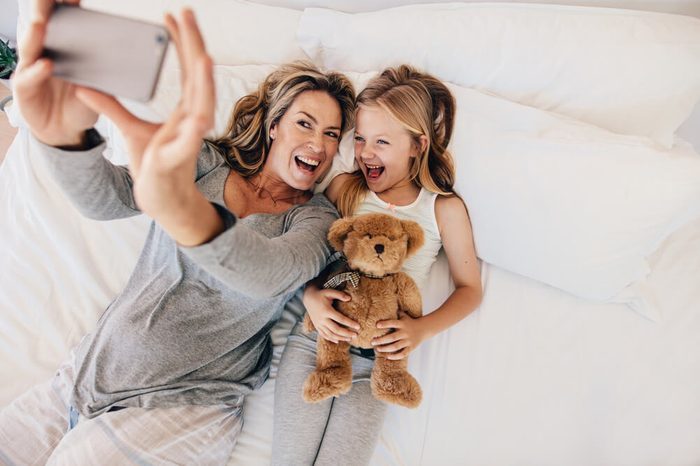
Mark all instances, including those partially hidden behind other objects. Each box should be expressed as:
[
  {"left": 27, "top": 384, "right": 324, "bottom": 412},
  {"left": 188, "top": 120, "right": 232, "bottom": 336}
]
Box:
[{"left": 2, "top": 1, "right": 700, "bottom": 464}]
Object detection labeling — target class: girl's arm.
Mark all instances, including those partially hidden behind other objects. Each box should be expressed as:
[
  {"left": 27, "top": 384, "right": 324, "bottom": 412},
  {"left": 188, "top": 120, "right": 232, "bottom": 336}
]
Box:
[{"left": 373, "top": 194, "right": 483, "bottom": 359}]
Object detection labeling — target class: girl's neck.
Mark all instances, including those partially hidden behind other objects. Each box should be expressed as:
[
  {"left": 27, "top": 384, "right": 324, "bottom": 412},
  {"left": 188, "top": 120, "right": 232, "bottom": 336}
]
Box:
[{"left": 373, "top": 180, "right": 421, "bottom": 207}]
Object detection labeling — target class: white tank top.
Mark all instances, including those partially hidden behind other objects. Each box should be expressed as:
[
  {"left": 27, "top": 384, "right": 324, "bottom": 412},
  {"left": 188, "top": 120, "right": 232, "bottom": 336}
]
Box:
[{"left": 354, "top": 188, "right": 443, "bottom": 290}]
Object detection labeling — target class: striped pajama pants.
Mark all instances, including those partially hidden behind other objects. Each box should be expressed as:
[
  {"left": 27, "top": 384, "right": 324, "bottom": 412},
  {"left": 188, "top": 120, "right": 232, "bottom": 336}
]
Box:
[{"left": 0, "top": 358, "right": 243, "bottom": 466}]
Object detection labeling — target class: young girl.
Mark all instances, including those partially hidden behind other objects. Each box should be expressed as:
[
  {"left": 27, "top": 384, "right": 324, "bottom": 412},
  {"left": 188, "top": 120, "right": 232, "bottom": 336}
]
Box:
[{"left": 272, "top": 65, "right": 483, "bottom": 465}]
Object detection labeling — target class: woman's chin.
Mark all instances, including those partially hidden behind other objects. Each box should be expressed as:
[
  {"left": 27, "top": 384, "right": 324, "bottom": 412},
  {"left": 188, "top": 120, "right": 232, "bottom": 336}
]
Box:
[{"left": 288, "top": 176, "right": 315, "bottom": 192}]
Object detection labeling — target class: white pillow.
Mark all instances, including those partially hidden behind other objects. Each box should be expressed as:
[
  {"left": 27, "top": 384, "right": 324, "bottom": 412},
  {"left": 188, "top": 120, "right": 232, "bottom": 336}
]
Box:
[
  {"left": 165, "top": 0, "right": 308, "bottom": 66},
  {"left": 449, "top": 84, "right": 700, "bottom": 319},
  {"left": 19, "top": 0, "right": 308, "bottom": 66},
  {"left": 297, "top": 3, "right": 700, "bottom": 148},
  {"left": 148, "top": 64, "right": 278, "bottom": 135}
]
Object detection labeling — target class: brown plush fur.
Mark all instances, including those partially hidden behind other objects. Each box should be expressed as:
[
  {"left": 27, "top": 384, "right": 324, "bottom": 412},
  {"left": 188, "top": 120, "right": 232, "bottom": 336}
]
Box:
[{"left": 303, "top": 213, "right": 425, "bottom": 408}]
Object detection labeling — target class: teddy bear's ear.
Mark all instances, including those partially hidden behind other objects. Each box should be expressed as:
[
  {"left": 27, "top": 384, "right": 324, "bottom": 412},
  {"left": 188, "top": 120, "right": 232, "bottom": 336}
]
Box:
[
  {"left": 401, "top": 219, "right": 425, "bottom": 257},
  {"left": 328, "top": 217, "right": 355, "bottom": 252}
]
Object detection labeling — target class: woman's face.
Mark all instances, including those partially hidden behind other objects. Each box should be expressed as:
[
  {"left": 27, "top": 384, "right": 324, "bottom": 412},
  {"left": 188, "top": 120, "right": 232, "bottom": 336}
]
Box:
[
  {"left": 267, "top": 90, "right": 342, "bottom": 191},
  {"left": 353, "top": 104, "right": 419, "bottom": 194}
]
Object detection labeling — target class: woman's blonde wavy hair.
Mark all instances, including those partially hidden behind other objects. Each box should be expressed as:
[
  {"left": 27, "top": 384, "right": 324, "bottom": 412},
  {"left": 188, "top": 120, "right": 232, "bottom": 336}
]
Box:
[
  {"left": 209, "top": 61, "right": 356, "bottom": 177},
  {"left": 336, "top": 65, "right": 456, "bottom": 217}
]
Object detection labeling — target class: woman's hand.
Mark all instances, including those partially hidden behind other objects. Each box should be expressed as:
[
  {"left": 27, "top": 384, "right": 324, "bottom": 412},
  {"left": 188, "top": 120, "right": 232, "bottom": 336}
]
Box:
[
  {"left": 75, "top": 13, "right": 195, "bottom": 178},
  {"left": 79, "top": 10, "right": 215, "bottom": 237},
  {"left": 13, "top": 0, "right": 98, "bottom": 147},
  {"left": 372, "top": 312, "right": 429, "bottom": 360},
  {"left": 303, "top": 284, "right": 359, "bottom": 344},
  {"left": 79, "top": 9, "right": 219, "bottom": 246}
]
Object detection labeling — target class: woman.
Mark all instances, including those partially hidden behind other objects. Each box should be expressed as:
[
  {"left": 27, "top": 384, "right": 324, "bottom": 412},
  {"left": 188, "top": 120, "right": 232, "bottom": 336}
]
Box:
[{"left": 0, "top": 2, "right": 354, "bottom": 464}]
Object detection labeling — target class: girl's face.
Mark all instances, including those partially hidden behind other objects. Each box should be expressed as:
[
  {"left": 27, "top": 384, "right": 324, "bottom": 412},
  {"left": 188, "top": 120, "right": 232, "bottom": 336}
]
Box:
[
  {"left": 354, "top": 104, "right": 421, "bottom": 194},
  {"left": 267, "top": 90, "right": 343, "bottom": 191}
]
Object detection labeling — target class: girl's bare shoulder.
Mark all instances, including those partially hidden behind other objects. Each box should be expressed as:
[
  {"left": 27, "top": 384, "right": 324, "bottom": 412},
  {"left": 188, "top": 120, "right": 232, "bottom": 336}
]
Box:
[
  {"left": 325, "top": 173, "right": 354, "bottom": 205},
  {"left": 435, "top": 193, "right": 472, "bottom": 234}
]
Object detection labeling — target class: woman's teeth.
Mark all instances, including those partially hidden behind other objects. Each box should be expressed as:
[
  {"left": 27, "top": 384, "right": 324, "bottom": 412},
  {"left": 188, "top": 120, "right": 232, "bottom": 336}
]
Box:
[{"left": 295, "top": 155, "right": 320, "bottom": 172}]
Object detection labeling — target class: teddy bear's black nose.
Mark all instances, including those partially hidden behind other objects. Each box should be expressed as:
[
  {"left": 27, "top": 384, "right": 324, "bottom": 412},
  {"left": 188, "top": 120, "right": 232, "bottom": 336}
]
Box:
[{"left": 374, "top": 244, "right": 385, "bottom": 254}]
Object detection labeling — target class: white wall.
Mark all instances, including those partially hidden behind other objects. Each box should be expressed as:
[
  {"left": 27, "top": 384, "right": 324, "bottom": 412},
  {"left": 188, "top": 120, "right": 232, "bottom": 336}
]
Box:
[
  {"left": 254, "top": 0, "right": 700, "bottom": 17},
  {"left": 678, "top": 106, "right": 700, "bottom": 152},
  {"left": 0, "top": 0, "right": 19, "bottom": 41}
]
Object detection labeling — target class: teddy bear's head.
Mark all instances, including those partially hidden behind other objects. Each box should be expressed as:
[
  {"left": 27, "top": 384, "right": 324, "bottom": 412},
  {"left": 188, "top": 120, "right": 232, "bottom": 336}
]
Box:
[{"left": 328, "top": 213, "right": 424, "bottom": 277}]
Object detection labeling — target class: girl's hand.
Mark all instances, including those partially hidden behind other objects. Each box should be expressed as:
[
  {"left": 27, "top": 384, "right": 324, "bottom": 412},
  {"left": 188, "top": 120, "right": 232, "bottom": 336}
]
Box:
[
  {"left": 303, "top": 284, "right": 359, "bottom": 344},
  {"left": 14, "top": 0, "right": 98, "bottom": 147},
  {"left": 372, "top": 311, "right": 429, "bottom": 360}
]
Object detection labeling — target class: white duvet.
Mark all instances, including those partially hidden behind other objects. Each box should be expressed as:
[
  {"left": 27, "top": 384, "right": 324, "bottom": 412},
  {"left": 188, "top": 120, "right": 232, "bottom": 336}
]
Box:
[{"left": 2, "top": 110, "right": 699, "bottom": 464}]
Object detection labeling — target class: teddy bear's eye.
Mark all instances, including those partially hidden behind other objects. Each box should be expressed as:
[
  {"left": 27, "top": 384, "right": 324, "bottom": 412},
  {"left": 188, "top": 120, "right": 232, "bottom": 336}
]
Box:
[{"left": 367, "top": 234, "right": 373, "bottom": 239}]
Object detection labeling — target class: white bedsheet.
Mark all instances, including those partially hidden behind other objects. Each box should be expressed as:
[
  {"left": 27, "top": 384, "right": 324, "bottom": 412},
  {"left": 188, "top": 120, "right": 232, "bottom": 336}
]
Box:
[
  {"left": 228, "top": 218, "right": 700, "bottom": 465},
  {"left": 2, "top": 81, "right": 700, "bottom": 466}
]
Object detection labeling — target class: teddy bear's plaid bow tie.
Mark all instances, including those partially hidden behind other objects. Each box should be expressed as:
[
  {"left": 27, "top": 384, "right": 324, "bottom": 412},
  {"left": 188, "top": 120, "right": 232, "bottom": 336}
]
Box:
[
  {"left": 321, "top": 252, "right": 386, "bottom": 290},
  {"left": 323, "top": 271, "right": 361, "bottom": 289}
]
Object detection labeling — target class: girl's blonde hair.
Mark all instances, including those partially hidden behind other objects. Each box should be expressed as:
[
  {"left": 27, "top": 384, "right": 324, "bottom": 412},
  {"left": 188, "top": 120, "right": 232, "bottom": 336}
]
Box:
[
  {"left": 210, "top": 61, "right": 356, "bottom": 177},
  {"left": 337, "top": 65, "right": 456, "bottom": 217}
]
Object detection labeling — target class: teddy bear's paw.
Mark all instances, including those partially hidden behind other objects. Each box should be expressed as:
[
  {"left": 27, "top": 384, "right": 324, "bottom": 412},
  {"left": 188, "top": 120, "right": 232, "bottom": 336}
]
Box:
[
  {"left": 302, "top": 367, "right": 352, "bottom": 403},
  {"left": 371, "top": 372, "right": 423, "bottom": 409}
]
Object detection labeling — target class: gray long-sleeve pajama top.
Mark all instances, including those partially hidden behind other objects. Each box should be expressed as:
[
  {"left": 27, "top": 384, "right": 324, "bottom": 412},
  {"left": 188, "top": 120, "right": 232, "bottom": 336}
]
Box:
[{"left": 35, "top": 134, "right": 338, "bottom": 419}]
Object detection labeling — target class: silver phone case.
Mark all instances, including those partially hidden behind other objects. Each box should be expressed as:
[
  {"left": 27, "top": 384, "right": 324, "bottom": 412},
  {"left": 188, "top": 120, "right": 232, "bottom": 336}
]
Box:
[{"left": 44, "top": 5, "right": 169, "bottom": 102}]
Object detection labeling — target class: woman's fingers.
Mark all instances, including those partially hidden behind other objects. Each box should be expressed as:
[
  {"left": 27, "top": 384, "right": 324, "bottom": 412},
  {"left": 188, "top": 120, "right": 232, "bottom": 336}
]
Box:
[
  {"left": 164, "top": 13, "right": 187, "bottom": 86},
  {"left": 13, "top": 58, "right": 52, "bottom": 95},
  {"left": 191, "top": 55, "right": 215, "bottom": 134},
  {"left": 75, "top": 87, "right": 163, "bottom": 170},
  {"left": 31, "top": 0, "right": 54, "bottom": 23},
  {"left": 171, "top": 9, "right": 213, "bottom": 126},
  {"left": 75, "top": 88, "right": 140, "bottom": 130},
  {"left": 17, "top": 21, "right": 47, "bottom": 67},
  {"left": 179, "top": 9, "right": 207, "bottom": 66},
  {"left": 15, "top": 22, "right": 52, "bottom": 102}
]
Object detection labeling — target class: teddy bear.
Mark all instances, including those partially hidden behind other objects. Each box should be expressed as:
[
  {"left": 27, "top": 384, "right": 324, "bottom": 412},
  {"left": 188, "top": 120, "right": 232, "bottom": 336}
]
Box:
[{"left": 302, "top": 212, "right": 425, "bottom": 408}]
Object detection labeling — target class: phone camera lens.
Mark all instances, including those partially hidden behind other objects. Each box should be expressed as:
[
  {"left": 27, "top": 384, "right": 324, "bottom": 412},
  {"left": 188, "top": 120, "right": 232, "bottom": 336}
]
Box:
[{"left": 156, "top": 34, "right": 167, "bottom": 44}]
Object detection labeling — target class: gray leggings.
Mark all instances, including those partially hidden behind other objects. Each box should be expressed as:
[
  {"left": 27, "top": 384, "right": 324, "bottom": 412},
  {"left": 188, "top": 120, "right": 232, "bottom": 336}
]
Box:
[{"left": 272, "top": 322, "right": 388, "bottom": 466}]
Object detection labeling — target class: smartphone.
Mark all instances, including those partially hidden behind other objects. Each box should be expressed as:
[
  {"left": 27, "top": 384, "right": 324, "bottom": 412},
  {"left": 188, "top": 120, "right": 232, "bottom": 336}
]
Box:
[{"left": 43, "top": 5, "right": 169, "bottom": 102}]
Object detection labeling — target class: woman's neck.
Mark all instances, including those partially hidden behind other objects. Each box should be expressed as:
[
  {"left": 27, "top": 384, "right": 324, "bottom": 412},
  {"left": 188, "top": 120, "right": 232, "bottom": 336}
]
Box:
[
  {"left": 374, "top": 180, "right": 421, "bottom": 207},
  {"left": 244, "top": 168, "right": 311, "bottom": 206},
  {"left": 224, "top": 168, "right": 311, "bottom": 219}
]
